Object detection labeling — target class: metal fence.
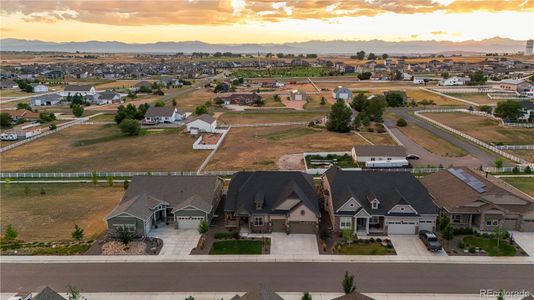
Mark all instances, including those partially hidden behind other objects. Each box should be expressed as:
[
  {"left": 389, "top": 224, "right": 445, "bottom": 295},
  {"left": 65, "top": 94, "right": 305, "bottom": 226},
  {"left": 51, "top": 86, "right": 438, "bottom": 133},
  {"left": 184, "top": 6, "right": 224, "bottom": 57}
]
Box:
[
  {"left": 415, "top": 109, "right": 531, "bottom": 165},
  {"left": 219, "top": 121, "right": 308, "bottom": 128}
]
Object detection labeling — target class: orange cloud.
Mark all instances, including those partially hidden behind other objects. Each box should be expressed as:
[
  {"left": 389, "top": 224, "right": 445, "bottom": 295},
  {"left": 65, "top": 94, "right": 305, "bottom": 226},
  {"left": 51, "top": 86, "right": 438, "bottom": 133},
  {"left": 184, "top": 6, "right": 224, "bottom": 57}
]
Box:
[{"left": 1, "top": 0, "right": 532, "bottom": 26}]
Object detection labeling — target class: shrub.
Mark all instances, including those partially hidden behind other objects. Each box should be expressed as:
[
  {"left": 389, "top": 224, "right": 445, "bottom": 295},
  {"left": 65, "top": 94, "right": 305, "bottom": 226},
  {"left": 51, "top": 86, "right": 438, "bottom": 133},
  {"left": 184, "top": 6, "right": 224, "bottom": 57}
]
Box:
[
  {"left": 396, "top": 117, "right": 407, "bottom": 127},
  {"left": 468, "top": 246, "right": 476, "bottom": 253},
  {"left": 49, "top": 124, "right": 57, "bottom": 130},
  {"left": 115, "top": 227, "right": 134, "bottom": 245},
  {"left": 458, "top": 241, "right": 465, "bottom": 249},
  {"left": 525, "top": 166, "right": 532, "bottom": 174},
  {"left": 71, "top": 224, "right": 84, "bottom": 241},
  {"left": 119, "top": 119, "right": 141, "bottom": 136},
  {"left": 4, "top": 224, "right": 18, "bottom": 240},
  {"left": 198, "top": 220, "right": 209, "bottom": 234}
]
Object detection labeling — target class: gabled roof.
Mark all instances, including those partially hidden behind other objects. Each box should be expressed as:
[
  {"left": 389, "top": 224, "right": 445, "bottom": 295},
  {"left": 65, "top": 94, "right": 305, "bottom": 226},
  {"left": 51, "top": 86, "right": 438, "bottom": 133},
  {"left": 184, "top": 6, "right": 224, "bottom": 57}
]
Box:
[
  {"left": 186, "top": 114, "right": 216, "bottom": 124},
  {"left": 34, "top": 286, "right": 66, "bottom": 300},
  {"left": 225, "top": 171, "right": 320, "bottom": 216},
  {"left": 107, "top": 175, "right": 223, "bottom": 221},
  {"left": 332, "top": 292, "right": 376, "bottom": 300},
  {"left": 144, "top": 106, "right": 177, "bottom": 118},
  {"left": 99, "top": 90, "right": 120, "bottom": 100},
  {"left": 34, "top": 93, "right": 62, "bottom": 101},
  {"left": 231, "top": 285, "right": 284, "bottom": 300},
  {"left": 64, "top": 84, "right": 94, "bottom": 92},
  {"left": 353, "top": 145, "right": 406, "bottom": 157},
  {"left": 323, "top": 167, "right": 438, "bottom": 216}
]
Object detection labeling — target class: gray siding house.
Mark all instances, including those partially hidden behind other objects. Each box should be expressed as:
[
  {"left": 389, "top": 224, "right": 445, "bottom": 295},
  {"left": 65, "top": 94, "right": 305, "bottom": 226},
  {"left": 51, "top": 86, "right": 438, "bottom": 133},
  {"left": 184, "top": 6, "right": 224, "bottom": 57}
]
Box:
[
  {"left": 225, "top": 171, "right": 321, "bottom": 234},
  {"left": 106, "top": 175, "right": 224, "bottom": 237}
]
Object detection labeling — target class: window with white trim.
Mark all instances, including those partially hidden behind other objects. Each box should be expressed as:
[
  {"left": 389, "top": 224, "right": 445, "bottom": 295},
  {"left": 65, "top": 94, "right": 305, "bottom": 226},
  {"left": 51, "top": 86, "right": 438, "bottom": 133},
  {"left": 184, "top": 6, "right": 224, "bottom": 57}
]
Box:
[
  {"left": 452, "top": 215, "right": 462, "bottom": 223},
  {"left": 340, "top": 217, "right": 352, "bottom": 229},
  {"left": 372, "top": 200, "right": 379, "bottom": 210},
  {"left": 486, "top": 219, "right": 499, "bottom": 226},
  {"left": 253, "top": 216, "right": 264, "bottom": 226}
]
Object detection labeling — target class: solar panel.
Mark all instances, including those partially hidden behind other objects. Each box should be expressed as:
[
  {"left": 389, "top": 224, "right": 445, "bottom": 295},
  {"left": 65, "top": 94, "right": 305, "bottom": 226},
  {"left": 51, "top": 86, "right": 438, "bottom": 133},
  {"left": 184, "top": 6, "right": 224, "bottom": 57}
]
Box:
[{"left": 448, "top": 168, "right": 486, "bottom": 193}]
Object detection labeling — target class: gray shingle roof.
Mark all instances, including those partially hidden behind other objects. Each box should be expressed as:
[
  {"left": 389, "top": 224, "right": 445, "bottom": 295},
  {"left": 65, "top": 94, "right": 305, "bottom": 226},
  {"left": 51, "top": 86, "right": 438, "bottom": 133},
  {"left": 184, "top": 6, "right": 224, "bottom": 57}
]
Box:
[
  {"left": 64, "top": 84, "right": 94, "bottom": 92},
  {"left": 225, "top": 171, "right": 320, "bottom": 216},
  {"left": 34, "top": 287, "right": 66, "bottom": 300},
  {"left": 187, "top": 114, "right": 216, "bottom": 124},
  {"left": 144, "top": 106, "right": 177, "bottom": 118},
  {"left": 323, "top": 167, "right": 438, "bottom": 216},
  {"left": 353, "top": 145, "right": 406, "bottom": 157},
  {"left": 232, "top": 285, "right": 284, "bottom": 300},
  {"left": 107, "top": 175, "right": 223, "bottom": 221}
]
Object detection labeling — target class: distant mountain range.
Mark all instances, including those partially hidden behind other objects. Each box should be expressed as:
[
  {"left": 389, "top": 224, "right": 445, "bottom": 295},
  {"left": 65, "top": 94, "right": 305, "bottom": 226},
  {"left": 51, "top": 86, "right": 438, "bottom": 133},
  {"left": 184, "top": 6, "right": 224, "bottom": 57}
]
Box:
[{"left": 0, "top": 37, "right": 527, "bottom": 54}]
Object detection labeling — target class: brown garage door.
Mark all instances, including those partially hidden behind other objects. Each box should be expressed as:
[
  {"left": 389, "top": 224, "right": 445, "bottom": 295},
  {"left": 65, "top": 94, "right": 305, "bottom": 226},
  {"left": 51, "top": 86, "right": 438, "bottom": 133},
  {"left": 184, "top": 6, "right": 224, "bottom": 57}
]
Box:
[
  {"left": 272, "top": 220, "right": 285, "bottom": 232},
  {"left": 289, "top": 221, "right": 316, "bottom": 234}
]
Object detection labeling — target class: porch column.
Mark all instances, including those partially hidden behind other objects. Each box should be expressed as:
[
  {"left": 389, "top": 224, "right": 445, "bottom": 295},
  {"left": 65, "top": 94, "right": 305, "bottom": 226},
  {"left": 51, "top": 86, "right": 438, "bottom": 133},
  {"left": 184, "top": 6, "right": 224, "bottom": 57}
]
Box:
[
  {"left": 353, "top": 217, "right": 358, "bottom": 235},
  {"left": 365, "top": 217, "right": 370, "bottom": 235}
]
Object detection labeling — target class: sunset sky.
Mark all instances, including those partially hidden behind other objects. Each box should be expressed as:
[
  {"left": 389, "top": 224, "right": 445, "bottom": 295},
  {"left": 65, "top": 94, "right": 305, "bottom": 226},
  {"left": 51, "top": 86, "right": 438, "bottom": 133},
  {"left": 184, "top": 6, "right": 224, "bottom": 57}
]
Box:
[{"left": 1, "top": 0, "right": 533, "bottom": 43}]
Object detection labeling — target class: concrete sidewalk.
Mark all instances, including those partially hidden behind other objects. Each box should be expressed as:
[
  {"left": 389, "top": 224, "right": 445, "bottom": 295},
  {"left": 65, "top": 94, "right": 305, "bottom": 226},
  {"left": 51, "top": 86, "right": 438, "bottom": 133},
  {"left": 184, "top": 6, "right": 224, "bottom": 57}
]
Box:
[
  {"left": 0, "top": 292, "right": 520, "bottom": 300},
  {"left": 1, "top": 253, "right": 532, "bottom": 264}
]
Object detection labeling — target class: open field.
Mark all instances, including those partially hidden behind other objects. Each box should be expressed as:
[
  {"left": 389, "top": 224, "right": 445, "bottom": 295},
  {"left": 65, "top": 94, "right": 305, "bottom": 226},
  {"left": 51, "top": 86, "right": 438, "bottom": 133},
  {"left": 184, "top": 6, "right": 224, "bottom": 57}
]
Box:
[
  {"left": 0, "top": 183, "right": 123, "bottom": 241},
  {"left": 501, "top": 177, "right": 534, "bottom": 198},
  {"left": 358, "top": 131, "right": 397, "bottom": 146},
  {"left": 406, "top": 89, "right": 465, "bottom": 106},
  {"left": 233, "top": 67, "right": 331, "bottom": 78},
  {"left": 0, "top": 124, "right": 208, "bottom": 172},
  {"left": 445, "top": 93, "right": 498, "bottom": 105},
  {"left": 94, "top": 80, "right": 140, "bottom": 90},
  {"left": 207, "top": 125, "right": 368, "bottom": 170},
  {"left": 425, "top": 112, "right": 534, "bottom": 145},
  {"left": 396, "top": 120, "right": 468, "bottom": 157},
  {"left": 218, "top": 111, "right": 327, "bottom": 125}
]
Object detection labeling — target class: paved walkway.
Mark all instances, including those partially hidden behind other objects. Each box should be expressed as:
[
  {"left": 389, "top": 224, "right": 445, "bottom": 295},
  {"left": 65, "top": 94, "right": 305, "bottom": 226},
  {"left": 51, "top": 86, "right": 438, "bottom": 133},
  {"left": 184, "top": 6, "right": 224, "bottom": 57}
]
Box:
[
  {"left": 148, "top": 227, "right": 200, "bottom": 256},
  {"left": 511, "top": 231, "right": 534, "bottom": 256},
  {"left": 389, "top": 235, "right": 447, "bottom": 257},
  {"left": 0, "top": 292, "right": 505, "bottom": 300},
  {"left": 270, "top": 233, "right": 318, "bottom": 255}
]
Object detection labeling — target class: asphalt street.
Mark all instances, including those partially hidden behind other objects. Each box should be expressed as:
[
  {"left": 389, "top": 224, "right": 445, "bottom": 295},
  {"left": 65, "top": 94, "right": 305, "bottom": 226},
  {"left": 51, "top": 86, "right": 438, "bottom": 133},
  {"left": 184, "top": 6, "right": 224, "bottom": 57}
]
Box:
[{"left": 1, "top": 262, "right": 533, "bottom": 294}]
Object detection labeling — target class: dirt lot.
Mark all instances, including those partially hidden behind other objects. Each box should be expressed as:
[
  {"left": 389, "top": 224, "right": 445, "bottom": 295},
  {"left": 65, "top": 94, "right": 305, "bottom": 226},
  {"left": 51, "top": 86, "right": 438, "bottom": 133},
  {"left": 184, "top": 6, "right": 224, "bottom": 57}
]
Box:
[
  {"left": 0, "top": 124, "right": 208, "bottom": 172},
  {"left": 218, "top": 111, "right": 327, "bottom": 125},
  {"left": 425, "top": 112, "right": 534, "bottom": 145},
  {"left": 207, "top": 125, "right": 367, "bottom": 170},
  {"left": 0, "top": 183, "right": 123, "bottom": 241}
]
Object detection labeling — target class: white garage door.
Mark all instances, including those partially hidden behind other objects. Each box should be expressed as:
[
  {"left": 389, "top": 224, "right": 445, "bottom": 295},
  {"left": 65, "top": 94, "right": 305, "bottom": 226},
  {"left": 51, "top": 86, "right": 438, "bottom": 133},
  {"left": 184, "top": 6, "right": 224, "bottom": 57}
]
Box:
[
  {"left": 387, "top": 221, "right": 416, "bottom": 235},
  {"left": 419, "top": 220, "right": 435, "bottom": 232},
  {"left": 177, "top": 216, "right": 204, "bottom": 229}
]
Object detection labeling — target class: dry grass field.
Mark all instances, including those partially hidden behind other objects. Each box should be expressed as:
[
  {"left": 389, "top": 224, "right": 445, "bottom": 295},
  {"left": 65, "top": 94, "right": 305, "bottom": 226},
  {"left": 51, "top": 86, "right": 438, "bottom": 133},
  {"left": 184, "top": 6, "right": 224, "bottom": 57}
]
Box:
[
  {"left": 445, "top": 93, "right": 498, "bottom": 105},
  {"left": 218, "top": 111, "right": 326, "bottom": 125},
  {"left": 505, "top": 150, "right": 534, "bottom": 163},
  {"left": 425, "top": 112, "right": 534, "bottom": 145},
  {"left": 207, "top": 125, "right": 368, "bottom": 170},
  {"left": 501, "top": 178, "right": 534, "bottom": 198},
  {"left": 358, "top": 131, "right": 397, "bottom": 146},
  {"left": 94, "top": 80, "right": 140, "bottom": 90},
  {"left": 0, "top": 124, "right": 208, "bottom": 172},
  {"left": 0, "top": 183, "right": 123, "bottom": 241},
  {"left": 406, "top": 89, "right": 465, "bottom": 106},
  {"left": 397, "top": 121, "right": 468, "bottom": 157}
]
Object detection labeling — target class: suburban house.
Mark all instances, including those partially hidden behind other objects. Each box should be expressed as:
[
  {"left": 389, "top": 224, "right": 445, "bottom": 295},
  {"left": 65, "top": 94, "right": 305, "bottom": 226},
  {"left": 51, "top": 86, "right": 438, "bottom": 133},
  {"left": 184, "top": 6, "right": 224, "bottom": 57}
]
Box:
[
  {"left": 332, "top": 292, "right": 376, "bottom": 300},
  {"left": 12, "top": 123, "right": 42, "bottom": 139},
  {"left": 223, "top": 93, "right": 262, "bottom": 106},
  {"left": 59, "top": 84, "right": 96, "bottom": 97},
  {"left": 351, "top": 145, "right": 408, "bottom": 168},
  {"left": 290, "top": 89, "right": 307, "bottom": 101},
  {"left": 518, "top": 100, "right": 534, "bottom": 122},
  {"left": 4, "top": 109, "right": 39, "bottom": 121},
  {"left": 31, "top": 83, "right": 48, "bottom": 93},
  {"left": 143, "top": 106, "right": 185, "bottom": 124},
  {"left": 34, "top": 286, "right": 66, "bottom": 300},
  {"left": 412, "top": 77, "right": 425, "bottom": 84},
  {"left": 321, "top": 167, "right": 439, "bottom": 235},
  {"left": 160, "top": 77, "right": 182, "bottom": 87},
  {"left": 420, "top": 168, "right": 534, "bottom": 232},
  {"left": 31, "top": 93, "right": 62, "bottom": 106},
  {"left": 439, "top": 76, "right": 471, "bottom": 86},
  {"left": 499, "top": 79, "right": 530, "bottom": 93},
  {"left": 0, "top": 79, "right": 18, "bottom": 89},
  {"left": 92, "top": 90, "right": 122, "bottom": 105},
  {"left": 225, "top": 171, "right": 321, "bottom": 234},
  {"left": 185, "top": 114, "right": 217, "bottom": 134},
  {"left": 106, "top": 175, "right": 224, "bottom": 236},
  {"left": 332, "top": 86, "right": 353, "bottom": 101},
  {"left": 132, "top": 80, "right": 154, "bottom": 91}
]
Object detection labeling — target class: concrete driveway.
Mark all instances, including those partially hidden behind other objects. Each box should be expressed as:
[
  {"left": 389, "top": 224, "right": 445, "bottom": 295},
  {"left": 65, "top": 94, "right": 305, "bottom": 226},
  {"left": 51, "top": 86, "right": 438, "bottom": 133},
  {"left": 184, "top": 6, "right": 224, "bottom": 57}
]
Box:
[
  {"left": 148, "top": 227, "right": 200, "bottom": 256},
  {"left": 270, "top": 233, "right": 318, "bottom": 255},
  {"left": 389, "top": 235, "right": 447, "bottom": 257},
  {"left": 511, "top": 231, "right": 534, "bottom": 256}
]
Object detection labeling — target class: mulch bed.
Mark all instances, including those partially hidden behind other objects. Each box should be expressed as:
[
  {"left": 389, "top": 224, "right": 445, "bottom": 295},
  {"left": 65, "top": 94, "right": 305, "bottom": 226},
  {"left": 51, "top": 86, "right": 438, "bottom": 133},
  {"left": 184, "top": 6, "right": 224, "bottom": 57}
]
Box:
[{"left": 84, "top": 235, "right": 162, "bottom": 255}]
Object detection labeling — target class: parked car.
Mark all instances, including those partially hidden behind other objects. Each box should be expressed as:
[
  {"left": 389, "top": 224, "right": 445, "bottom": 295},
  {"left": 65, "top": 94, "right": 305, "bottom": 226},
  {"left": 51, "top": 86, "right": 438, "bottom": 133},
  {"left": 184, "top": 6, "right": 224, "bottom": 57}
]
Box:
[
  {"left": 406, "top": 154, "right": 420, "bottom": 160},
  {"left": 419, "top": 230, "right": 442, "bottom": 252}
]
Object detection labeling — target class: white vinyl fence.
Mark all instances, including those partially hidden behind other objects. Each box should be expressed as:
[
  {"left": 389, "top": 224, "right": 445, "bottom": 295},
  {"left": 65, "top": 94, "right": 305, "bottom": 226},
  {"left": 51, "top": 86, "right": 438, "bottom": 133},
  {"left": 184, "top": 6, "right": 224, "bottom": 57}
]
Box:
[{"left": 415, "top": 109, "right": 531, "bottom": 165}]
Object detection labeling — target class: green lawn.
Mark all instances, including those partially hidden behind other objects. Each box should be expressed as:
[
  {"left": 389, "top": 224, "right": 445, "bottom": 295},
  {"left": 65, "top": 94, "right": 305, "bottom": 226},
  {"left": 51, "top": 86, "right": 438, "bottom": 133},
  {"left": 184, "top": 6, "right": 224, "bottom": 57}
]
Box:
[
  {"left": 209, "top": 240, "right": 263, "bottom": 255},
  {"left": 337, "top": 242, "right": 393, "bottom": 255},
  {"left": 259, "top": 127, "right": 319, "bottom": 141},
  {"left": 501, "top": 177, "right": 534, "bottom": 198},
  {"left": 463, "top": 236, "right": 516, "bottom": 256}
]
